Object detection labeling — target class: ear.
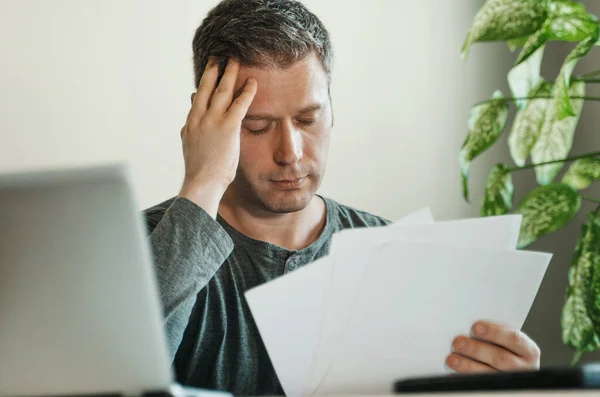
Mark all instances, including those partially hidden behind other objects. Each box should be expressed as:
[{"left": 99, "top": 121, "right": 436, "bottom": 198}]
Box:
[
  {"left": 329, "top": 96, "right": 335, "bottom": 128},
  {"left": 191, "top": 93, "right": 196, "bottom": 105}
]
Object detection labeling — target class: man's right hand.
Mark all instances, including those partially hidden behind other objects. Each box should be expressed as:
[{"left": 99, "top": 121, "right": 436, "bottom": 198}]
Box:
[{"left": 178, "top": 57, "right": 257, "bottom": 218}]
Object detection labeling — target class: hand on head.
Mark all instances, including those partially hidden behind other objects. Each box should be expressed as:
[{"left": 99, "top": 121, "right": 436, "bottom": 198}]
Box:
[{"left": 179, "top": 57, "right": 257, "bottom": 218}]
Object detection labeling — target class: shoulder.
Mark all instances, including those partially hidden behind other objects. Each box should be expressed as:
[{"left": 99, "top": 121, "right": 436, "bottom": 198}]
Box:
[
  {"left": 143, "top": 196, "right": 177, "bottom": 234},
  {"left": 323, "top": 196, "right": 391, "bottom": 230}
]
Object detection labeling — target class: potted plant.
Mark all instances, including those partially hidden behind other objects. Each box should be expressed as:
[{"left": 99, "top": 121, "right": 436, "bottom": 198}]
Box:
[{"left": 460, "top": 0, "right": 600, "bottom": 363}]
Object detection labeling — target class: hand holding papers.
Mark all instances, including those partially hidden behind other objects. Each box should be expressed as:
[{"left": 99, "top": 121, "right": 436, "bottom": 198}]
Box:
[{"left": 245, "top": 208, "right": 551, "bottom": 396}]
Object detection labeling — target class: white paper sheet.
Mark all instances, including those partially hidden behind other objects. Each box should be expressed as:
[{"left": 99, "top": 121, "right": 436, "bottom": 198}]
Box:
[
  {"left": 246, "top": 256, "right": 330, "bottom": 397},
  {"left": 312, "top": 241, "right": 551, "bottom": 396},
  {"left": 245, "top": 208, "right": 434, "bottom": 397},
  {"left": 304, "top": 215, "right": 523, "bottom": 396},
  {"left": 390, "top": 207, "right": 435, "bottom": 226}
]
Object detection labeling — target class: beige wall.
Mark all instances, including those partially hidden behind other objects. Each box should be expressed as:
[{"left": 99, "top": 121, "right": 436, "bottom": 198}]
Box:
[
  {"left": 0, "top": 0, "right": 509, "bottom": 221},
  {"left": 5, "top": 0, "right": 592, "bottom": 367}
]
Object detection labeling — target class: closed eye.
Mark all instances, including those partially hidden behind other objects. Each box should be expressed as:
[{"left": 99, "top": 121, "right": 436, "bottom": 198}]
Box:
[
  {"left": 243, "top": 121, "right": 272, "bottom": 135},
  {"left": 246, "top": 127, "right": 269, "bottom": 135},
  {"left": 298, "top": 119, "right": 315, "bottom": 126}
]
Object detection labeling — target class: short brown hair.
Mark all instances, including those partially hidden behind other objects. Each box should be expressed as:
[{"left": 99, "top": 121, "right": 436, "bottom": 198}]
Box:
[{"left": 192, "top": 0, "right": 333, "bottom": 87}]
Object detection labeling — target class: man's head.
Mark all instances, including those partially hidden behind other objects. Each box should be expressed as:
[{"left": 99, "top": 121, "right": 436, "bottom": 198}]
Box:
[{"left": 192, "top": 0, "right": 334, "bottom": 214}]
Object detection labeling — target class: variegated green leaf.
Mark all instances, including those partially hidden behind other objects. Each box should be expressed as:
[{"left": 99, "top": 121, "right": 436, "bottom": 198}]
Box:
[
  {"left": 459, "top": 91, "right": 509, "bottom": 201},
  {"left": 562, "top": 294, "right": 595, "bottom": 351},
  {"left": 461, "top": 0, "right": 548, "bottom": 59},
  {"left": 582, "top": 334, "right": 600, "bottom": 352},
  {"left": 509, "top": 82, "right": 552, "bottom": 167},
  {"left": 582, "top": 216, "right": 600, "bottom": 337},
  {"left": 507, "top": 35, "right": 530, "bottom": 51},
  {"left": 567, "top": 216, "right": 600, "bottom": 291},
  {"left": 515, "top": 26, "right": 549, "bottom": 65},
  {"left": 508, "top": 44, "right": 545, "bottom": 109},
  {"left": 562, "top": 217, "right": 600, "bottom": 352},
  {"left": 531, "top": 81, "right": 585, "bottom": 185},
  {"left": 555, "top": 31, "right": 598, "bottom": 120},
  {"left": 569, "top": 333, "right": 600, "bottom": 365},
  {"left": 547, "top": 0, "right": 599, "bottom": 42},
  {"left": 549, "top": 0, "right": 587, "bottom": 17},
  {"left": 516, "top": 183, "right": 581, "bottom": 248},
  {"left": 481, "top": 164, "right": 514, "bottom": 216},
  {"left": 563, "top": 158, "right": 600, "bottom": 189}
]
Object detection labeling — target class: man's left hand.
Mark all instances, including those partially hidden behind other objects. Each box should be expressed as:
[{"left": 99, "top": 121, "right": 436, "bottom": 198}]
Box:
[{"left": 446, "top": 321, "right": 541, "bottom": 373}]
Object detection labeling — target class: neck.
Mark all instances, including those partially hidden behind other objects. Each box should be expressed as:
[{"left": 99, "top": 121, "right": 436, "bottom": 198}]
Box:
[{"left": 218, "top": 190, "right": 327, "bottom": 251}]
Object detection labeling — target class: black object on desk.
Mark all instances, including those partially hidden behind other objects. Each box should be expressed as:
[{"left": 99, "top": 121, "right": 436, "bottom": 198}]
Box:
[{"left": 394, "top": 364, "right": 600, "bottom": 393}]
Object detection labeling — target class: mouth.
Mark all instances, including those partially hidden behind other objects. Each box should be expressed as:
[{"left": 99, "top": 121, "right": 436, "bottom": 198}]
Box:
[{"left": 270, "top": 176, "right": 307, "bottom": 190}]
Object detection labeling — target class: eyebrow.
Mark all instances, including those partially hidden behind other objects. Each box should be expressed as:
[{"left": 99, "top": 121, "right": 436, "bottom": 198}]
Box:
[{"left": 244, "top": 103, "right": 324, "bottom": 121}]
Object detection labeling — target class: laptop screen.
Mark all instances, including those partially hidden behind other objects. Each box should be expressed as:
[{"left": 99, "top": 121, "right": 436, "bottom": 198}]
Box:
[{"left": 0, "top": 165, "right": 173, "bottom": 397}]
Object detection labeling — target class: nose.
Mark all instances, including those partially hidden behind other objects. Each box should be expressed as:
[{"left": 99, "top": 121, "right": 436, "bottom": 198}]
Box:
[{"left": 273, "top": 120, "right": 303, "bottom": 166}]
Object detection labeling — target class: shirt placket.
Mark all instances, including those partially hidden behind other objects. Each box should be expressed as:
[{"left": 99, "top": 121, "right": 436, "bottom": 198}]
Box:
[{"left": 284, "top": 253, "right": 301, "bottom": 273}]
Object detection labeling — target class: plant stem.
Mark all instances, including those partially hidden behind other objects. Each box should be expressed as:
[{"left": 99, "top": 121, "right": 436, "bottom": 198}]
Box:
[
  {"left": 577, "top": 69, "right": 600, "bottom": 80},
  {"left": 582, "top": 196, "right": 600, "bottom": 205},
  {"left": 576, "top": 78, "right": 600, "bottom": 84},
  {"left": 571, "top": 351, "right": 584, "bottom": 366},
  {"left": 507, "top": 151, "right": 600, "bottom": 172},
  {"left": 474, "top": 95, "right": 600, "bottom": 107},
  {"left": 563, "top": 96, "right": 600, "bottom": 101}
]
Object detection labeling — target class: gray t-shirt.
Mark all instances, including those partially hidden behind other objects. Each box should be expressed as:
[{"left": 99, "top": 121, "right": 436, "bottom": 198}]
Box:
[{"left": 144, "top": 196, "right": 389, "bottom": 396}]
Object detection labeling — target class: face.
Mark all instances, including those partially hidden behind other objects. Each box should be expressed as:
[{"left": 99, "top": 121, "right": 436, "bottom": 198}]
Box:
[{"left": 230, "top": 53, "right": 333, "bottom": 213}]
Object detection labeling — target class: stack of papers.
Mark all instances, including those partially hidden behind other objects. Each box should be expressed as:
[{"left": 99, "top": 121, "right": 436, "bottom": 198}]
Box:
[{"left": 245, "top": 208, "right": 552, "bottom": 396}]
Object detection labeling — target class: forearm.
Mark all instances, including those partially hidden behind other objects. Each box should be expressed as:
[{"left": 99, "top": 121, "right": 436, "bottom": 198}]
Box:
[{"left": 149, "top": 197, "right": 233, "bottom": 359}]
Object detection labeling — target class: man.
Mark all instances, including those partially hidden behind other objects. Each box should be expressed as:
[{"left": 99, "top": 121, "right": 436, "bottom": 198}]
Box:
[{"left": 144, "top": 0, "right": 541, "bottom": 395}]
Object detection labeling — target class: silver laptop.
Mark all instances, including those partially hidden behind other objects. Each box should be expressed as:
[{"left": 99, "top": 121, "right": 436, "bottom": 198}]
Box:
[{"left": 0, "top": 164, "right": 230, "bottom": 397}]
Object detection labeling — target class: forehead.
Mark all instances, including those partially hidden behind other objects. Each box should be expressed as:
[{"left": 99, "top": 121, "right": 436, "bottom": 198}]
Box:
[{"left": 235, "top": 54, "right": 329, "bottom": 113}]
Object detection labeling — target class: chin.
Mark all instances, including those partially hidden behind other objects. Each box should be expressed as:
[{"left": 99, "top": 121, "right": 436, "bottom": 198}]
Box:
[
  {"left": 259, "top": 190, "right": 314, "bottom": 213},
  {"left": 230, "top": 172, "right": 321, "bottom": 214}
]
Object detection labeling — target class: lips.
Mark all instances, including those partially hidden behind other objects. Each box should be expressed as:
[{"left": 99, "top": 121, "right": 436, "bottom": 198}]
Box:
[
  {"left": 273, "top": 177, "right": 305, "bottom": 182},
  {"left": 271, "top": 174, "right": 308, "bottom": 182},
  {"left": 270, "top": 176, "right": 307, "bottom": 189}
]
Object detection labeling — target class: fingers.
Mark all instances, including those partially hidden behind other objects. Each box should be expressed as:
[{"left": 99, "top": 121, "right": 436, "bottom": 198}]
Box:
[
  {"left": 451, "top": 335, "right": 531, "bottom": 371},
  {"left": 208, "top": 57, "right": 241, "bottom": 114},
  {"left": 225, "top": 78, "right": 258, "bottom": 122},
  {"left": 471, "top": 321, "right": 541, "bottom": 362},
  {"left": 446, "top": 353, "right": 496, "bottom": 374},
  {"left": 188, "top": 57, "right": 257, "bottom": 128},
  {"left": 193, "top": 57, "right": 219, "bottom": 116}
]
